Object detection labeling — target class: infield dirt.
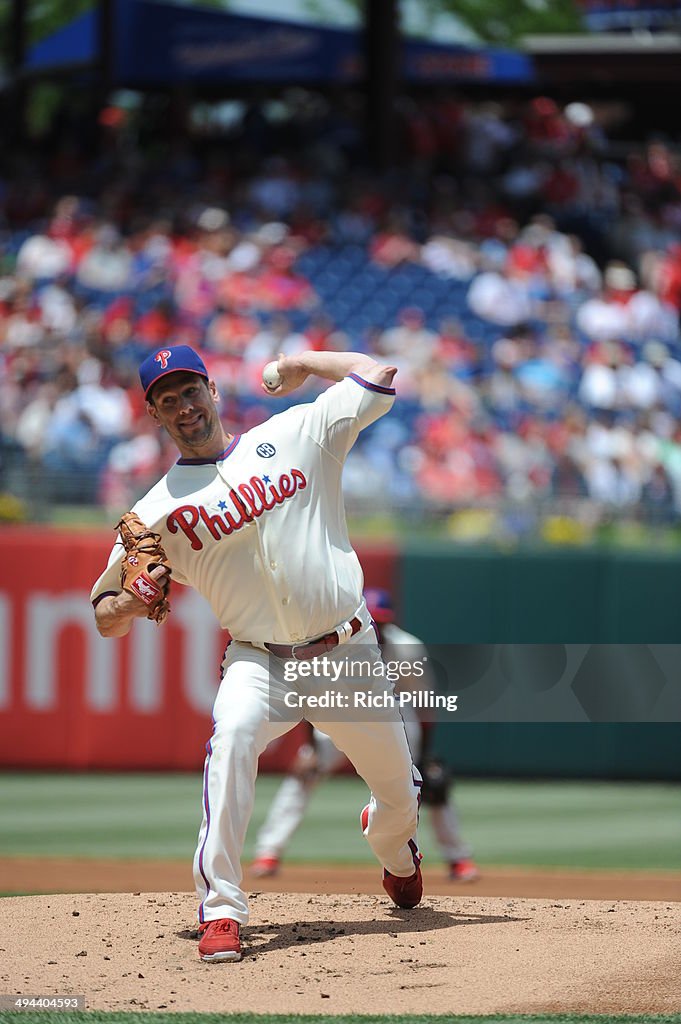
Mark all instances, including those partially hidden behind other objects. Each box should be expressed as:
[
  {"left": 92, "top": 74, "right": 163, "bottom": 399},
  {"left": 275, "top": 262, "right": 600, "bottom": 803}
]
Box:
[
  {"left": 1, "top": 857, "right": 679, "bottom": 902},
  {"left": 0, "top": 889, "right": 679, "bottom": 1015}
]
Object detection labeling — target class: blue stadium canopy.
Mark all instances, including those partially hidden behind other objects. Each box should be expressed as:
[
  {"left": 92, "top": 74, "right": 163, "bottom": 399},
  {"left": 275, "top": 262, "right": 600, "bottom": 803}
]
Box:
[{"left": 25, "top": 0, "right": 535, "bottom": 86}]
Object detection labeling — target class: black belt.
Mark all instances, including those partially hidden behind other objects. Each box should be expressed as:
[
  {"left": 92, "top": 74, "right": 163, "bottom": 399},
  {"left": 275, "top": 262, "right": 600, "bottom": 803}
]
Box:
[{"left": 265, "top": 617, "right": 362, "bottom": 661}]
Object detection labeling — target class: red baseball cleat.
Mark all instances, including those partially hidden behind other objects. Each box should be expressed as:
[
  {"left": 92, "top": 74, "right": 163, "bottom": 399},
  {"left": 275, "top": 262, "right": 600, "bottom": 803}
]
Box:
[
  {"left": 361, "top": 803, "right": 423, "bottom": 908},
  {"left": 198, "top": 918, "right": 242, "bottom": 962},
  {"left": 383, "top": 864, "right": 423, "bottom": 909},
  {"left": 251, "top": 855, "right": 280, "bottom": 878},
  {"left": 449, "top": 858, "right": 480, "bottom": 882}
]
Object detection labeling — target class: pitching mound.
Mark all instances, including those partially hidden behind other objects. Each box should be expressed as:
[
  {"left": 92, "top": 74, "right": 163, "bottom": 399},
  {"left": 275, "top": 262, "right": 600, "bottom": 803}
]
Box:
[{"left": 0, "top": 892, "right": 679, "bottom": 1015}]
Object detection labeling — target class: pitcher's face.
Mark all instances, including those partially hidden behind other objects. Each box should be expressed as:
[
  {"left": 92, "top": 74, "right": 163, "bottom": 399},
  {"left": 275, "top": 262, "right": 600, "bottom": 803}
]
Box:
[{"left": 147, "top": 372, "right": 222, "bottom": 457}]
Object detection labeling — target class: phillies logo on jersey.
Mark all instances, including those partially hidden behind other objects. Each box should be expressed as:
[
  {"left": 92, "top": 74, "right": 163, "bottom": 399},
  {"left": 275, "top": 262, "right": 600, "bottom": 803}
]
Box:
[
  {"left": 155, "top": 349, "right": 172, "bottom": 370},
  {"left": 167, "top": 468, "right": 307, "bottom": 550}
]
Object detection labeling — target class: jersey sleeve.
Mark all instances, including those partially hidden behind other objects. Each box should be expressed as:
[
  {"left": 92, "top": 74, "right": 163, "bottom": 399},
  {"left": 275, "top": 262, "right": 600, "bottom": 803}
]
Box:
[
  {"left": 90, "top": 536, "right": 126, "bottom": 607},
  {"left": 299, "top": 373, "right": 396, "bottom": 462},
  {"left": 90, "top": 492, "right": 187, "bottom": 607}
]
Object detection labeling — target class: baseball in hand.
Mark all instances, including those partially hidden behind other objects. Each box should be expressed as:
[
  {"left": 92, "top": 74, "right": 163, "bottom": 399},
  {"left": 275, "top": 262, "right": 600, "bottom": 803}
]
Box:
[{"left": 262, "top": 361, "right": 282, "bottom": 390}]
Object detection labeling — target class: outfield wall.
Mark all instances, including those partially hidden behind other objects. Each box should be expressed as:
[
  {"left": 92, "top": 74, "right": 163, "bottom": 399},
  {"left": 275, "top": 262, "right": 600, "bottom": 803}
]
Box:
[
  {"left": 0, "top": 529, "right": 678, "bottom": 778},
  {"left": 400, "top": 545, "right": 681, "bottom": 781},
  {"left": 400, "top": 546, "right": 681, "bottom": 643}
]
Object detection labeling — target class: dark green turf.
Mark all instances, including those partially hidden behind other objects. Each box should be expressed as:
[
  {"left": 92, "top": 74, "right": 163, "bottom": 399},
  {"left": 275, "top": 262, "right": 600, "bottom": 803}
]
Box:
[{"left": 0, "top": 774, "right": 679, "bottom": 871}]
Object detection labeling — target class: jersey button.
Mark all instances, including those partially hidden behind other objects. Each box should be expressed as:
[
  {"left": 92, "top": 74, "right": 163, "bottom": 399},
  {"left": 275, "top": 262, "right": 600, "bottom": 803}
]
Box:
[
  {"left": 282, "top": 597, "right": 289, "bottom": 606},
  {"left": 270, "top": 561, "right": 277, "bottom": 569}
]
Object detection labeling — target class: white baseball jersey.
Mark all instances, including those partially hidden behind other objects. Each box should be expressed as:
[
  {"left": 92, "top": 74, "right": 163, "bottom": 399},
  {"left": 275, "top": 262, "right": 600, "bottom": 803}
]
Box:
[{"left": 91, "top": 373, "right": 395, "bottom": 645}]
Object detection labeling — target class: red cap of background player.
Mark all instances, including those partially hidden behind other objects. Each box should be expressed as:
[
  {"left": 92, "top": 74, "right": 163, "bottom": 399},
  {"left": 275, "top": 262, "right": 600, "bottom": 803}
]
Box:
[
  {"left": 139, "top": 345, "right": 209, "bottom": 400},
  {"left": 365, "top": 588, "right": 395, "bottom": 623}
]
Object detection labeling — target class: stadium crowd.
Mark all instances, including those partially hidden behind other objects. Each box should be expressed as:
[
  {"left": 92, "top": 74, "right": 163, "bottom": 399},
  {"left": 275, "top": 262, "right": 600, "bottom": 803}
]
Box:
[{"left": 1, "top": 91, "right": 681, "bottom": 534}]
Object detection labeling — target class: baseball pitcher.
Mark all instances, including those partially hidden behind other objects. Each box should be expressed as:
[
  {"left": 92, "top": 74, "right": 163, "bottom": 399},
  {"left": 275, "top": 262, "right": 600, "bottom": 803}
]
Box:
[{"left": 91, "top": 345, "right": 423, "bottom": 963}]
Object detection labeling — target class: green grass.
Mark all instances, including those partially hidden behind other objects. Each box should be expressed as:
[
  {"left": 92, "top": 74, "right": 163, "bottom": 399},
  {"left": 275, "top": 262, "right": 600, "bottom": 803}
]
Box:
[
  {"left": 0, "top": 774, "right": 679, "bottom": 871},
  {"left": 2, "top": 1015, "right": 681, "bottom": 1024}
]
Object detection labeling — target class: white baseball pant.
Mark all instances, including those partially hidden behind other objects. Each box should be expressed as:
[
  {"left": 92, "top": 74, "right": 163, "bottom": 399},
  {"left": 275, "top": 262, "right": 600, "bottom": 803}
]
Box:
[
  {"left": 193, "top": 622, "right": 422, "bottom": 925},
  {"left": 255, "top": 716, "right": 471, "bottom": 864}
]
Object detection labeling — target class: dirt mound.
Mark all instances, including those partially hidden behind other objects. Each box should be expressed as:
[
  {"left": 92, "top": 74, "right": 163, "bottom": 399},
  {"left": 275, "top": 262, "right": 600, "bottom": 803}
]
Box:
[{"left": 0, "top": 891, "right": 678, "bottom": 1014}]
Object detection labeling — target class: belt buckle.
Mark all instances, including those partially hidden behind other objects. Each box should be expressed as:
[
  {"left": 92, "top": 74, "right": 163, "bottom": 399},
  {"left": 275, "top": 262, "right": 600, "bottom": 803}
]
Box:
[
  {"left": 290, "top": 640, "right": 312, "bottom": 661},
  {"left": 293, "top": 632, "right": 334, "bottom": 661}
]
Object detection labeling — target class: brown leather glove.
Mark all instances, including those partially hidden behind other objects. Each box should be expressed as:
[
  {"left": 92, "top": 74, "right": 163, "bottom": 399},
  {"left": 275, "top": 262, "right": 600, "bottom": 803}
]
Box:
[{"left": 116, "top": 511, "right": 172, "bottom": 624}]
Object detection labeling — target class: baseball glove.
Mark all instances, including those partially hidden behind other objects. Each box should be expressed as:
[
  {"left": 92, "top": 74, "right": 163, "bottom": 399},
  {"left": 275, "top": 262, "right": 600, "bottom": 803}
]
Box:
[
  {"left": 418, "top": 757, "right": 451, "bottom": 807},
  {"left": 116, "top": 511, "right": 172, "bottom": 624}
]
